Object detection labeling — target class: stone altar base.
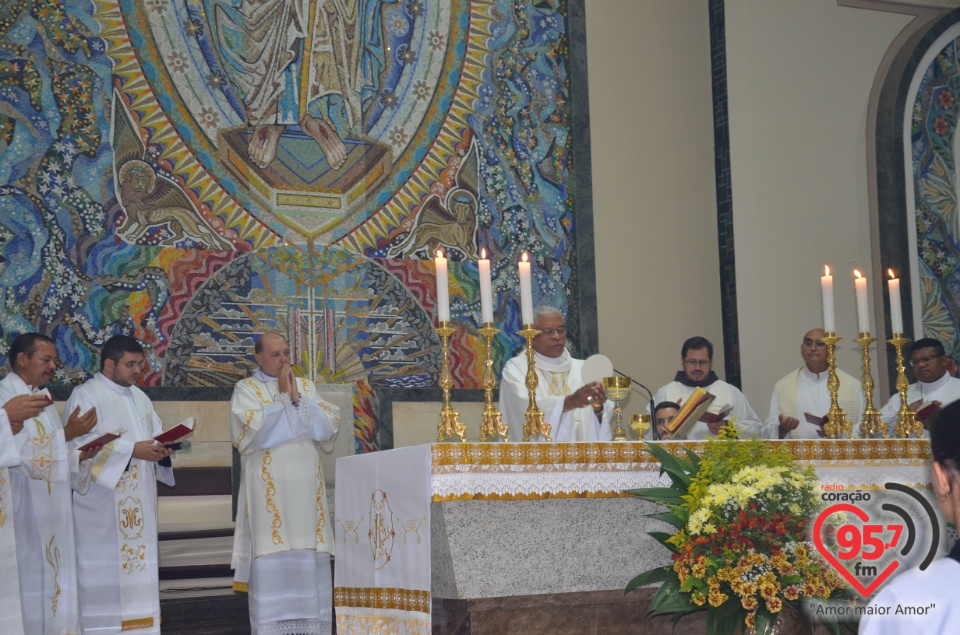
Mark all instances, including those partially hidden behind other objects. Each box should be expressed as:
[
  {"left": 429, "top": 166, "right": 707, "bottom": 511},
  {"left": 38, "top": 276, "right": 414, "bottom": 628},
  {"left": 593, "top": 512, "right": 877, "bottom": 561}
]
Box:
[{"left": 432, "top": 589, "right": 708, "bottom": 635}]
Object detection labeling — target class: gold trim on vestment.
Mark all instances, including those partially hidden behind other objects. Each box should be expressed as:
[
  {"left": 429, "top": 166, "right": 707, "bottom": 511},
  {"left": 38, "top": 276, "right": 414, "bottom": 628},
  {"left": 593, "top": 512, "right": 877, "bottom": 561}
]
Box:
[
  {"left": 121, "top": 616, "right": 154, "bottom": 631},
  {"left": 334, "top": 587, "right": 431, "bottom": 613}
]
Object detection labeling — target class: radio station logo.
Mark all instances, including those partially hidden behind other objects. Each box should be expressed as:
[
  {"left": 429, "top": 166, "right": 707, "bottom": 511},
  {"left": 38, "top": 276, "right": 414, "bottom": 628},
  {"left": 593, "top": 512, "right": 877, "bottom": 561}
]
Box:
[{"left": 812, "top": 482, "right": 941, "bottom": 598}]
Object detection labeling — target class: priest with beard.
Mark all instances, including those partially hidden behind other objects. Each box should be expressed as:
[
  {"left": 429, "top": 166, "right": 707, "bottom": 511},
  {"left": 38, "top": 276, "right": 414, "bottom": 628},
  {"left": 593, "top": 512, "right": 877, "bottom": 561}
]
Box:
[
  {"left": 499, "top": 306, "right": 613, "bottom": 442},
  {"left": 650, "top": 336, "right": 761, "bottom": 440},
  {"left": 65, "top": 334, "right": 174, "bottom": 634}
]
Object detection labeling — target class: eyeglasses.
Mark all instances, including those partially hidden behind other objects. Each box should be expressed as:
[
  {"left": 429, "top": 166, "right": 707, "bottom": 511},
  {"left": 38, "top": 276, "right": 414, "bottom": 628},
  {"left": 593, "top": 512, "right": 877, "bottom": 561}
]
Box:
[
  {"left": 538, "top": 327, "right": 567, "bottom": 337},
  {"left": 683, "top": 359, "right": 711, "bottom": 368},
  {"left": 909, "top": 354, "right": 943, "bottom": 367}
]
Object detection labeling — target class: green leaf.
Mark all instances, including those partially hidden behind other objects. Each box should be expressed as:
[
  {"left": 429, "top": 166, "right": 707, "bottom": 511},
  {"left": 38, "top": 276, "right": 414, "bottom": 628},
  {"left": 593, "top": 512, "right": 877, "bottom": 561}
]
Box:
[
  {"left": 648, "top": 530, "right": 679, "bottom": 552},
  {"left": 647, "top": 577, "right": 696, "bottom": 616},
  {"left": 625, "top": 566, "right": 675, "bottom": 592},
  {"left": 706, "top": 604, "right": 740, "bottom": 635},
  {"left": 624, "top": 487, "right": 685, "bottom": 506},
  {"left": 681, "top": 445, "right": 702, "bottom": 469},
  {"left": 754, "top": 609, "right": 774, "bottom": 635},
  {"left": 645, "top": 510, "right": 685, "bottom": 529},
  {"left": 644, "top": 442, "right": 695, "bottom": 490}
]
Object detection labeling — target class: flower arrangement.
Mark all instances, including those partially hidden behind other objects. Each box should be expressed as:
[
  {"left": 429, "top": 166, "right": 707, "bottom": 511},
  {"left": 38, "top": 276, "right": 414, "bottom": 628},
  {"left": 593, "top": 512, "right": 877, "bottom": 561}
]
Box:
[{"left": 626, "top": 427, "right": 853, "bottom": 635}]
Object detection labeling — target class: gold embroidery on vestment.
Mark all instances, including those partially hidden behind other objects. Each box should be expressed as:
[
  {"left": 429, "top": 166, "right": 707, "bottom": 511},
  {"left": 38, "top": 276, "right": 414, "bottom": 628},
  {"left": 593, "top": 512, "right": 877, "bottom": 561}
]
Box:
[
  {"left": 45, "top": 534, "right": 62, "bottom": 616},
  {"left": 261, "top": 450, "right": 283, "bottom": 545}
]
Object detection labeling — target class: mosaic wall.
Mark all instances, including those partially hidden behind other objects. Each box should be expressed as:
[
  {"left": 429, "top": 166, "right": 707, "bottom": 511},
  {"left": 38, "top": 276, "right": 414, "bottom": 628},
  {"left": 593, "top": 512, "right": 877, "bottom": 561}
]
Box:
[
  {"left": 911, "top": 35, "right": 960, "bottom": 357},
  {"left": 0, "top": 0, "right": 583, "bottom": 450}
]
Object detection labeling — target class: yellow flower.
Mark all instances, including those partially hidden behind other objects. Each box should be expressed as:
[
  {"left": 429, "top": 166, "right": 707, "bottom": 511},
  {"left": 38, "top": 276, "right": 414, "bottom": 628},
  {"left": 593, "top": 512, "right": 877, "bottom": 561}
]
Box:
[
  {"left": 692, "top": 592, "right": 706, "bottom": 606},
  {"left": 741, "top": 596, "right": 758, "bottom": 611},
  {"left": 766, "top": 597, "right": 783, "bottom": 613},
  {"left": 745, "top": 612, "right": 756, "bottom": 629}
]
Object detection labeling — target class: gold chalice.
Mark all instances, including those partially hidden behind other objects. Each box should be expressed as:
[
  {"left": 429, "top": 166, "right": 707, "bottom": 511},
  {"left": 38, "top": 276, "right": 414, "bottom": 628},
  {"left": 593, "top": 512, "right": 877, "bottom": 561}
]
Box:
[
  {"left": 631, "top": 414, "right": 651, "bottom": 440},
  {"left": 603, "top": 376, "right": 632, "bottom": 441}
]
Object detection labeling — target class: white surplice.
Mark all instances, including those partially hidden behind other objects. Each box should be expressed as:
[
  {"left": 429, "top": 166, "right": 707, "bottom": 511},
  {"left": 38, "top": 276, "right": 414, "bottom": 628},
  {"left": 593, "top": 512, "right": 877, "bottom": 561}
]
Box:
[
  {"left": 230, "top": 370, "right": 340, "bottom": 635},
  {"left": 651, "top": 378, "right": 762, "bottom": 440},
  {"left": 0, "top": 371, "right": 86, "bottom": 635},
  {"left": 499, "top": 350, "right": 613, "bottom": 442},
  {"left": 66, "top": 373, "right": 173, "bottom": 634},
  {"left": 0, "top": 407, "right": 25, "bottom": 635},
  {"left": 763, "top": 366, "right": 864, "bottom": 439},
  {"left": 879, "top": 372, "right": 960, "bottom": 437}
]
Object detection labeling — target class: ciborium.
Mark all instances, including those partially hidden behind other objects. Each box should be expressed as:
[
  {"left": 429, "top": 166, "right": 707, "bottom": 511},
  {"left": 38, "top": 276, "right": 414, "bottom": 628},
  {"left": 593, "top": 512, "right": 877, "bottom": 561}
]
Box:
[{"left": 602, "top": 376, "right": 631, "bottom": 441}]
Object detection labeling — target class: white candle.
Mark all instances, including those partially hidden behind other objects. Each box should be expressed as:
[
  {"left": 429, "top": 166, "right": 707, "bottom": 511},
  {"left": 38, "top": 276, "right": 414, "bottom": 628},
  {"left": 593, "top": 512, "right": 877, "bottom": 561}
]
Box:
[
  {"left": 518, "top": 253, "right": 533, "bottom": 325},
  {"left": 435, "top": 249, "right": 450, "bottom": 323},
  {"left": 854, "top": 270, "right": 870, "bottom": 333},
  {"left": 888, "top": 269, "right": 903, "bottom": 334},
  {"left": 821, "top": 265, "right": 835, "bottom": 333},
  {"left": 478, "top": 248, "right": 493, "bottom": 324}
]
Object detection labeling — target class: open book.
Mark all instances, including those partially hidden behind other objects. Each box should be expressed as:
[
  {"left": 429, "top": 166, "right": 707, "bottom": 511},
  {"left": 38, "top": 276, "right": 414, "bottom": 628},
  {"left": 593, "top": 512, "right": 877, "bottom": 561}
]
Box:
[
  {"left": 914, "top": 401, "right": 941, "bottom": 422},
  {"left": 154, "top": 416, "right": 197, "bottom": 445},
  {"left": 78, "top": 428, "right": 126, "bottom": 452},
  {"left": 665, "top": 388, "right": 716, "bottom": 440}
]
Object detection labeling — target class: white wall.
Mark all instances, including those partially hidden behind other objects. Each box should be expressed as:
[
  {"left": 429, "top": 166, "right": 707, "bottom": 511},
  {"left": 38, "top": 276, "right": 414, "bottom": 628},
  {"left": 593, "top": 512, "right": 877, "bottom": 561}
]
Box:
[
  {"left": 726, "top": 1, "right": 913, "bottom": 412},
  {"left": 586, "top": 0, "right": 721, "bottom": 424}
]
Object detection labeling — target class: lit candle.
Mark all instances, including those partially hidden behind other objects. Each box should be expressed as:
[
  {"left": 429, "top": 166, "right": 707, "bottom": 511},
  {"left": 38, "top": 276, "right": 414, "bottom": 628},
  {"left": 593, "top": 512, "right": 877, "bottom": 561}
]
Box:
[
  {"left": 435, "top": 249, "right": 450, "bottom": 323},
  {"left": 478, "top": 248, "right": 493, "bottom": 324},
  {"left": 821, "top": 265, "right": 835, "bottom": 333},
  {"left": 518, "top": 253, "right": 533, "bottom": 325},
  {"left": 854, "top": 270, "right": 870, "bottom": 333},
  {"left": 888, "top": 269, "right": 903, "bottom": 334}
]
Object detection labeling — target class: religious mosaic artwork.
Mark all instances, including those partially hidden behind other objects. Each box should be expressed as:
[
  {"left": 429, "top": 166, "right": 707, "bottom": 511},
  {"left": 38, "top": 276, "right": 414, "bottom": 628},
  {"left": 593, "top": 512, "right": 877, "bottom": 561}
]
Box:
[
  {"left": 911, "top": 35, "right": 960, "bottom": 359},
  {"left": 0, "top": 0, "right": 583, "bottom": 451}
]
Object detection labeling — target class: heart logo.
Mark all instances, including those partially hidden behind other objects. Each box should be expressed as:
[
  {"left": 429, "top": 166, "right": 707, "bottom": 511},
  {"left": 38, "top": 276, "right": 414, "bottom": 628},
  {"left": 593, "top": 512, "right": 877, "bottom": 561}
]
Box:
[{"left": 812, "top": 503, "right": 899, "bottom": 597}]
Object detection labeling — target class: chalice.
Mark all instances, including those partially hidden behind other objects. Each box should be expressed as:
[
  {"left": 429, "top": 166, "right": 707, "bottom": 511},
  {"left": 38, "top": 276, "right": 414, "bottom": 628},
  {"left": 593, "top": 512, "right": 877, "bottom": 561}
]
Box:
[{"left": 602, "top": 376, "right": 632, "bottom": 441}]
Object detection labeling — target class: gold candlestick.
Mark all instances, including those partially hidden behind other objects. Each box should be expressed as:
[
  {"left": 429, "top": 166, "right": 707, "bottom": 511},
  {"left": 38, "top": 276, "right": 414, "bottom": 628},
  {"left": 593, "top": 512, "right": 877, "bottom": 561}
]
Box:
[
  {"left": 854, "top": 332, "right": 886, "bottom": 438},
  {"left": 436, "top": 322, "right": 467, "bottom": 442},
  {"left": 888, "top": 333, "right": 922, "bottom": 438},
  {"left": 820, "top": 332, "right": 850, "bottom": 439},
  {"left": 478, "top": 323, "right": 508, "bottom": 441},
  {"left": 519, "top": 324, "right": 551, "bottom": 441}
]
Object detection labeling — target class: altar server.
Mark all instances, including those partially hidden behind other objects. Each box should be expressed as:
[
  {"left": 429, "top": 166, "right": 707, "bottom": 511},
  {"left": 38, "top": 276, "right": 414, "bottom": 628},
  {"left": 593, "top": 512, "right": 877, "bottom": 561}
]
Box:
[
  {"left": 66, "top": 334, "right": 174, "bottom": 633},
  {"left": 763, "top": 329, "right": 864, "bottom": 439},
  {"left": 499, "top": 306, "right": 613, "bottom": 442},
  {"left": 231, "top": 332, "right": 340, "bottom": 635},
  {"left": 651, "top": 336, "right": 761, "bottom": 440},
  {"left": 0, "top": 332, "right": 97, "bottom": 634}
]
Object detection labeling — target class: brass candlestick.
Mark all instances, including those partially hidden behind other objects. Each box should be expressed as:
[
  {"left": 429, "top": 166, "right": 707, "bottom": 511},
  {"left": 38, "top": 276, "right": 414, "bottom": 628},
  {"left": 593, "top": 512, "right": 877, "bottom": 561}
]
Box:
[
  {"left": 478, "top": 323, "right": 508, "bottom": 441},
  {"left": 603, "top": 376, "right": 631, "bottom": 441},
  {"left": 888, "top": 333, "right": 922, "bottom": 438},
  {"left": 519, "top": 324, "right": 551, "bottom": 441},
  {"left": 854, "top": 332, "right": 886, "bottom": 438},
  {"left": 820, "top": 332, "right": 851, "bottom": 439},
  {"left": 436, "top": 322, "right": 467, "bottom": 442}
]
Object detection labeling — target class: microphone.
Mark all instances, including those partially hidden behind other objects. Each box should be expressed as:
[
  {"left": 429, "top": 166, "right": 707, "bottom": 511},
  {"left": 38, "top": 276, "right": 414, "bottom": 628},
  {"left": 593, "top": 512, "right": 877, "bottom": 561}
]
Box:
[
  {"left": 613, "top": 368, "right": 659, "bottom": 440},
  {"left": 163, "top": 440, "right": 192, "bottom": 453}
]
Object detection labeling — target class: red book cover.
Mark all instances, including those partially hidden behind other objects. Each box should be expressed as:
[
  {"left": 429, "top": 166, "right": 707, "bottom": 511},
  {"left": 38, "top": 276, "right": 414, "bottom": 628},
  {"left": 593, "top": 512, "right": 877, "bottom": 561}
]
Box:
[
  {"left": 78, "top": 431, "right": 122, "bottom": 452},
  {"left": 154, "top": 417, "right": 196, "bottom": 445}
]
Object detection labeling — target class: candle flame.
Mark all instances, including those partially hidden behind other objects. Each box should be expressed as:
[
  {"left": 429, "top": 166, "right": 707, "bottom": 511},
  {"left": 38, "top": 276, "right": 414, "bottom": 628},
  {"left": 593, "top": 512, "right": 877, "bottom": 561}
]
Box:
[
  {"left": 521, "top": 252, "right": 528, "bottom": 263},
  {"left": 824, "top": 265, "right": 830, "bottom": 276},
  {"left": 481, "top": 247, "right": 487, "bottom": 259},
  {"left": 888, "top": 268, "right": 896, "bottom": 279},
  {"left": 854, "top": 269, "right": 862, "bottom": 279},
  {"left": 436, "top": 248, "right": 443, "bottom": 259}
]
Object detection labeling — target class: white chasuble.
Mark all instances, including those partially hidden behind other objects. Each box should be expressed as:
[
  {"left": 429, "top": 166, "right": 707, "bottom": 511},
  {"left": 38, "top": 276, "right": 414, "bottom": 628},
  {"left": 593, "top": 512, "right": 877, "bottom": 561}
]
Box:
[
  {"left": 498, "top": 350, "right": 613, "bottom": 442},
  {"left": 66, "top": 373, "right": 173, "bottom": 634},
  {"left": 0, "top": 408, "right": 25, "bottom": 635},
  {"left": 0, "top": 372, "right": 84, "bottom": 635},
  {"left": 230, "top": 371, "right": 339, "bottom": 635}
]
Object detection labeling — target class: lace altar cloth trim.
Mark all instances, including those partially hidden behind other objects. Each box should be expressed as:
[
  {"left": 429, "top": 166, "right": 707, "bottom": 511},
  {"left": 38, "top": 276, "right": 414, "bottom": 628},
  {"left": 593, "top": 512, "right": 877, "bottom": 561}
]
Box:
[
  {"left": 253, "top": 617, "right": 332, "bottom": 635},
  {"left": 335, "top": 608, "right": 430, "bottom": 635},
  {"left": 428, "top": 440, "right": 931, "bottom": 499},
  {"left": 334, "top": 587, "right": 431, "bottom": 613}
]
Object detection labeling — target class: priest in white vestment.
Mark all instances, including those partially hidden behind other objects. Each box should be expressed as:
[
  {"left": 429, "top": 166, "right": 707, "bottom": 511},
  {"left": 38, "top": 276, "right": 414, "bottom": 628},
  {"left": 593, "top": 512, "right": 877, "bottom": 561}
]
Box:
[
  {"left": 650, "top": 336, "right": 761, "bottom": 440},
  {"left": 1, "top": 394, "right": 51, "bottom": 635},
  {"left": 499, "top": 307, "right": 613, "bottom": 442},
  {"left": 0, "top": 333, "right": 98, "bottom": 635},
  {"left": 763, "top": 329, "right": 864, "bottom": 439},
  {"left": 879, "top": 338, "right": 960, "bottom": 437},
  {"left": 231, "top": 332, "right": 340, "bottom": 635},
  {"left": 66, "top": 335, "right": 174, "bottom": 634}
]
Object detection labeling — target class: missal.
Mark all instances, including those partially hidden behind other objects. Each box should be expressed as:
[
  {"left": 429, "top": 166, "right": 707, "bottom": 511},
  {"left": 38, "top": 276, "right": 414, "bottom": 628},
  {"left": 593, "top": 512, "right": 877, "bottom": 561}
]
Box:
[
  {"left": 804, "top": 412, "right": 828, "bottom": 426},
  {"left": 37, "top": 388, "right": 54, "bottom": 406},
  {"left": 914, "top": 401, "right": 941, "bottom": 422},
  {"left": 78, "top": 429, "right": 126, "bottom": 452},
  {"left": 154, "top": 416, "right": 197, "bottom": 445},
  {"left": 666, "top": 388, "right": 716, "bottom": 440}
]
